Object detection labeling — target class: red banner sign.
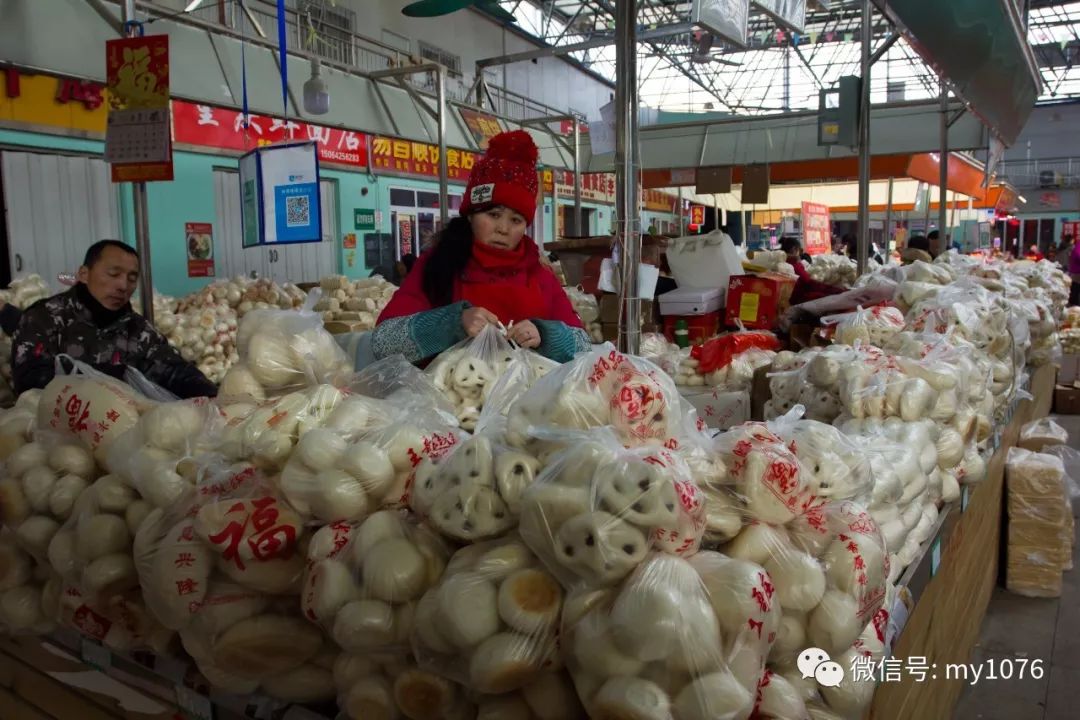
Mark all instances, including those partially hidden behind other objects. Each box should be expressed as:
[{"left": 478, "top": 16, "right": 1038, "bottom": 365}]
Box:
[
  {"left": 185, "top": 222, "right": 215, "bottom": 277},
  {"left": 369, "top": 136, "right": 477, "bottom": 182},
  {"left": 171, "top": 101, "right": 368, "bottom": 167},
  {"left": 690, "top": 205, "right": 705, "bottom": 226},
  {"left": 801, "top": 201, "right": 832, "bottom": 255}
]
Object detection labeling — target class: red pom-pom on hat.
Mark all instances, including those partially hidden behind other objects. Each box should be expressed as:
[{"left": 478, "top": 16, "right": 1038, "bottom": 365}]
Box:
[{"left": 485, "top": 129, "right": 539, "bottom": 165}]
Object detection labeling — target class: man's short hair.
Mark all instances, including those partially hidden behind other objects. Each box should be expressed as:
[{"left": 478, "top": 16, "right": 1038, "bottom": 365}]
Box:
[
  {"left": 780, "top": 236, "right": 801, "bottom": 254},
  {"left": 83, "top": 240, "right": 138, "bottom": 268},
  {"left": 927, "top": 230, "right": 940, "bottom": 241}
]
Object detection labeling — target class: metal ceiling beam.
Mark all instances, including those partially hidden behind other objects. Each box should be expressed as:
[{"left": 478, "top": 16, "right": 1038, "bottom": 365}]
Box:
[{"left": 476, "top": 21, "right": 695, "bottom": 68}]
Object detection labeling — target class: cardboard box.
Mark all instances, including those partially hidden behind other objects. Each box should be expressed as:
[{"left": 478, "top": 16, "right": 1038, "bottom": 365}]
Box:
[
  {"left": 662, "top": 312, "right": 722, "bottom": 345},
  {"left": 1059, "top": 353, "right": 1080, "bottom": 387},
  {"left": 1054, "top": 384, "right": 1080, "bottom": 414},
  {"left": 0, "top": 636, "right": 175, "bottom": 720},
  {"left": 725, "top": 273, "right": 797, "bottom": 330},
  {"left": 601, "top": 323, "right": 619, "bottom": 343}
]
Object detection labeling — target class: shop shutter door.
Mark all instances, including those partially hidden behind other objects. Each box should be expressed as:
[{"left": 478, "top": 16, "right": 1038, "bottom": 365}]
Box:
[
  {"left": 2, "top": 151, "right": 121, "bottom": 293},
  {"left": 213, "top": 168, "right": 269, "bottom": 281}
]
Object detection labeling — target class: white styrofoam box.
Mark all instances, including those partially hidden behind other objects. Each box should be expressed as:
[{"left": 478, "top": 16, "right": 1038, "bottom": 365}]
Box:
[
  {"left": 665, "top": 230, "right": 744, "bottom": 290},
  {"left": 680, "top": 388, "right": 750, "bottom": 431},
  {"left": 658, "top": 287, "right": 725, "bottom": 316}
]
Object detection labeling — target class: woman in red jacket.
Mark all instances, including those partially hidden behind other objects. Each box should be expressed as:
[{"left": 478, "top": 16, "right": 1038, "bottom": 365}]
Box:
[
  {"left": 781, "top": 236, "right": 845, "bottom": 304},
  {"left": 372, "top": 130, "right": 590, "bottom": 364}
]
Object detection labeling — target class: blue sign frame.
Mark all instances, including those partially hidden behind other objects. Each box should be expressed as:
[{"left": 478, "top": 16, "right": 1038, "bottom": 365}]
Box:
[{"left": 239, "top": 141, "right": 323, "bottom": 247}]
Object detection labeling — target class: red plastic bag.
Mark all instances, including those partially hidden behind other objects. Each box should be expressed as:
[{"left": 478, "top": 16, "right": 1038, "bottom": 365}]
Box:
[{"left": 691, "top": 331, "right": 781, "bottom": 374}]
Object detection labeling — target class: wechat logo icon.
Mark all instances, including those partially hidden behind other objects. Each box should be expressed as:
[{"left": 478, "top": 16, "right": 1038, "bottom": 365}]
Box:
[{"left": 799, "top": 647, "right": 845, "bottom": 688}]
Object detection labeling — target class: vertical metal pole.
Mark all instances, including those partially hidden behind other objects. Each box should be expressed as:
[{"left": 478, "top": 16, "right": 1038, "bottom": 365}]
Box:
[
  {"left": 121, "top": 0, "right": 154, "bottom": 323},
  {"left": 714, "top": 193, "right": 720, "bottom": 232},
  {"left": 678, "top": 187, "right": 686, "bottom": 236},
  {"left": 884, "top": 176, "right": 894, "bottom": 257},
  {"left": 938, "top": 80, "right": 949, "bottom": 255},
  {"left": 783, "top": 45, "right": 791, "bottom": 113},
  {"left": 614, "top": 0, "right": 640, "bottom": 354},
  {"left": 856, "top": 0, "right": 872, "bottom": 275},
  {"left": 572, "top": 118, "right": 583, "bottom": 235},
  {"left": 436, "top": 66, "right": 449, "bottom": 229},
  {"left": 949, "top": 190, "right": 958, "bottom": 243}
]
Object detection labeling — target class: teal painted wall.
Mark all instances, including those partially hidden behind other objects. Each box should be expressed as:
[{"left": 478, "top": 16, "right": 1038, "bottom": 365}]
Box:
[{"left": 1, "top": 128, "right": 678, "bottom": 295}]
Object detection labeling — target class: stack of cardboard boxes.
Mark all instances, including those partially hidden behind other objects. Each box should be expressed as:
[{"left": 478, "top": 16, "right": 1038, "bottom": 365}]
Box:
[
  {"left": 1054, "top": 354, "right": 1080, "bottom": 413},
  {"left": 597, "top": 293, "right": 655, "bottom": 343},
  {"left": 1005, "top": 446, "right": 1075, "bottom": 597}
]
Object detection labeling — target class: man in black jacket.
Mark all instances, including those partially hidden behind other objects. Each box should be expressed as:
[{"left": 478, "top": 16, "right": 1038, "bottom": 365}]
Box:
[{"left": 12, "top": 240, "right": 216, "bottom": 399}]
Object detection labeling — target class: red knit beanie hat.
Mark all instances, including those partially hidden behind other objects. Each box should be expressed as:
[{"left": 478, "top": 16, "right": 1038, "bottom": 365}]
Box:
[{"left": 459, "top": 130, "right": 539, "bottom": 222}]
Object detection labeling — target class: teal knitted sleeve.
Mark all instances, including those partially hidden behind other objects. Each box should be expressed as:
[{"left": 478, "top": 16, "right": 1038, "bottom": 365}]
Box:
[
  {"left": 371, "top": 301, "right": 470, "bottom": 363},
  {"left": 532, "top": 319, "right": 593, "bottom": 363}
]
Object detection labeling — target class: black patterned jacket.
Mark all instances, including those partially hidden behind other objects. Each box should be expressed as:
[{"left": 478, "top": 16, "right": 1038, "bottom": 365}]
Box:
[{"left": 12, "top": 285, "right": 216, "bottom": 399}]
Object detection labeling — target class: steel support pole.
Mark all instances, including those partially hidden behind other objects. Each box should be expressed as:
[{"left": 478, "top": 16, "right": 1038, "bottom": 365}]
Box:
[
  {"left": 678, "top": 187, "right": 686, "bottom": 236},
  {"left": 436, "top": 66, "right": 449, "bottom": 229},
  {"left": 614, "top": 0, "right": 640, "bottom": 354},
  {"left": 572, "top": 119, "right": 583, "bottom": 235},
  {"left": 938, "top": 81, "right": 949, "bottom": 254},
  {"left": 856, "top": 0, "right": 872, "bottom": 274},
  {"left": 883, "top": 176, "right": 895, "bottom": 256},
  {"left": 122, "top": 0, "right": 154, "bottom": 323}
]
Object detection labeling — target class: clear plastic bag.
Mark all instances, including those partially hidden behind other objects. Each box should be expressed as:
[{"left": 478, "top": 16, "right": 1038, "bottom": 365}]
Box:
[
  {"left": 230, "top": 289, "right": 350, "bottom": 397},
  {"left": 427, "top": 324, "right": 537, "bottom": 431},
  {"left": 1019, "top": 417, "right": 1069, "bottom": 452},
  {"left": 334, "top": 652, "right": 481, "bottom": 720},
  {"left": 562, "top": 552, "right": 774, "bottom": 720},
  {"left": 301, "top": 510, "right": 449, "bottom": 656},
  {"left": 410, "top": 432, "right": 542, "bottom": 544},
  {"left": 505, "top": 343, "right": 705, "bottom": 453},
  {"left": 820, "top": 305, "right": 905, "bottom": 348},
  {"left": 517, "top": 430, "right": 706, "bottom": 589},
  {"left": 410, "top": 535, "right": 564, "bottom": 696},
  {"left": 0, "top": 528, "right": 57, "bottom": 636},
  {"left": 35, "top": 356, "right": 150, "bottom": 465},
  {"left": 564, "top": 286, "right": 599, "bottom": 324}
]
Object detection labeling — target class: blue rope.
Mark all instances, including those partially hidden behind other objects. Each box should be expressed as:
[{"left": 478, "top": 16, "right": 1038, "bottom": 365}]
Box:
[{"left": 276, "top": 0, "right": 288, "bottom": 118}]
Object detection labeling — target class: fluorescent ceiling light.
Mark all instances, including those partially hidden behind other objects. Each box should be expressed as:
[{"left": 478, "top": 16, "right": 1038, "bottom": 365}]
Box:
[{"left": 184, "top": 0, "right": 205, "bottom": 11}]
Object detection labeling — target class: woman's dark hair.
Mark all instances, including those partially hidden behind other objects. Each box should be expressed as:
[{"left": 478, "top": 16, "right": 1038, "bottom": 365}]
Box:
[
  {"left": 780, "top": 236, "right": 802, "bottom": 255},
  {"left": 422, "top": 215, "right": 474, "bottom": 307},
  {"left": 400, "top": 253, "right": 417, "bottom": 275}
]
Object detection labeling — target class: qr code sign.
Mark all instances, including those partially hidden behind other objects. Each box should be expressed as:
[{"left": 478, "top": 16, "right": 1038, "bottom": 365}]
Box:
[{"left": 285, "top": 195, "right": 310, "bottom": 227}]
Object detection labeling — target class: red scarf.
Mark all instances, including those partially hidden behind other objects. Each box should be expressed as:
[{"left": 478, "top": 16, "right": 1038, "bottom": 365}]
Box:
[{"left": 458, "top": 240, "right": 547, "bottom": 325}]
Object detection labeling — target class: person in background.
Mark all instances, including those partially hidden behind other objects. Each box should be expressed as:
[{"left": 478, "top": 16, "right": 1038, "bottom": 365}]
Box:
[
  {"left": 780, "top": 237, "right": 845, "bottom": 305},
  {"left": 12, "top": 240, "right": 217, "bottom": 398},
  {"left": 841, "top": 233, "right": 883, "bottom": 264},
  {"left": 927, "top": 229, "right": 941, "bottom": 257},
  {"left": 1070, "top": 241, "right": 1080, "bottom": 306},
  {"left": 395, "top": 253, "right": 417, "bottom": 283},
  {"left": 372, "top": 131, "right": 590, "bottom": 364},
  {"left": 1046, "top": 245, "right": 1058, "bottom": 264},
  {"left": 1025, "top": 244, "right": 1045, "bottom": 261},
  {"left": 901, "top": 235, "right": 934, "bottom": 265},
  {"left": 1057, "top": 237, "right": 1073, "bottom": 274}
]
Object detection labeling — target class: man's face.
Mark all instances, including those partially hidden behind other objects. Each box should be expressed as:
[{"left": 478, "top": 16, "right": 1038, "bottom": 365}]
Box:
[{"left": 78, "top": 246, "right": 139, "bottom": 310}]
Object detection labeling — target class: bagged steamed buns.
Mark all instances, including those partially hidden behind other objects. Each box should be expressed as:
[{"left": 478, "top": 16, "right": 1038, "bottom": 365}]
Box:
[
  {"left": 505, "top": 344, "right": 703, "bottom": 454},
  {"left": 134, "top": 460, "right": 307, "bottom": 640},
  {"left": 411, "top": 433, "right": 541, "bottom": 544},
  {"left": 518, "top": 433, "right": 705, "bottom": 589},
  {"left": 821, "top": 305, "right": 905, "bottom": 348},
  {"left": 411, "top": 536, "right": 564, "bottom": 697},
  {"left": 36, "top": 370, "right": 145, "bottom": 465},
  {"left": 301, "top": 510, "right": 448, "bottom": 656},
  {"left": 426, "top": 324, "right": 548, "bottom": 432},
  {"left": 224, "top": 291, "right": 350, "bottom": 400},
  {"left": 563, "top": 552, "right": 769, "bottom": 720},
  {"left": 0, "top": 528, "right": 58, "bottom": 636}
]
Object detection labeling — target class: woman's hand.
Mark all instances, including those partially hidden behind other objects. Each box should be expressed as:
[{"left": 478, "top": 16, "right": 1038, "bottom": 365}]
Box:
[
  {"left": 462, "top": 306, "right": 499, "bottom": 337},
  {"left": 508, "top": 320, "right": 542, "bottom": 349}
]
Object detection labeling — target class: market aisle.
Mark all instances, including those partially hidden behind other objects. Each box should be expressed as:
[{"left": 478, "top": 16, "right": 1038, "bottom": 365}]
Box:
[{"left": 954, "top": 415, "right": 1080, "bottom": 720}]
